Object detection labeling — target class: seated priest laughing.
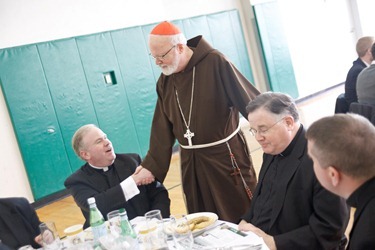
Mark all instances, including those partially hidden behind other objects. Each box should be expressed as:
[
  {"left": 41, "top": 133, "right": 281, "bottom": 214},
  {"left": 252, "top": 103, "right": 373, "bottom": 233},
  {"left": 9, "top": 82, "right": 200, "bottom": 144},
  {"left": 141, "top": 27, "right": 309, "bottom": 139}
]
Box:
[{"left": 65, "top": 124, "right": 170, "bottom": 229}]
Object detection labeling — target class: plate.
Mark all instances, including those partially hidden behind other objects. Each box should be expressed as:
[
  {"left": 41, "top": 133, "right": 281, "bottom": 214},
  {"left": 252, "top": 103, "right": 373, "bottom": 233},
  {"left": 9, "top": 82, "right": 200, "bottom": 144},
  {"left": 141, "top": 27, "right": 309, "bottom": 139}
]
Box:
[
  {"left": 165, "top": 212, "right": 218, "bottom": 237},
  {"left": 186, "top": 212, "right": 218, "bottom": 235}
]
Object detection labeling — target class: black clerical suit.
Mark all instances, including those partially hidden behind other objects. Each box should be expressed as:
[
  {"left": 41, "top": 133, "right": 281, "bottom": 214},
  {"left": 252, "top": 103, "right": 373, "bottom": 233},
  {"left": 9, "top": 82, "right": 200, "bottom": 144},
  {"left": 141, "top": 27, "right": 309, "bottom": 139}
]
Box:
[
  {"left": 346, "top": 177, "right": 375, "bottom": 250},
  {"left": 0, "top": 197, "right": 41, "bottom": 249},
  {"left": 65, "top": 153, "right": 170, "bottom": 229},
  {"left": 345, "top": 58, "right": 367, "bottom": 105},
  {"left": 242, "top": 127, "right": 349, "bottom": 250}
]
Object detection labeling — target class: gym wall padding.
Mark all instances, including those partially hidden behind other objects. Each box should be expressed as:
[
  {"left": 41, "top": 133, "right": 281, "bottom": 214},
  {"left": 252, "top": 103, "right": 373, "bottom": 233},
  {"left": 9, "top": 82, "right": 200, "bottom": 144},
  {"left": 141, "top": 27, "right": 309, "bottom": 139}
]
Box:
[
  {"left": 252, "top": 0, "right": 298, "bottom": 97},
  {"left": 0, "top": 9, "right": 255, "bottom": 200}
]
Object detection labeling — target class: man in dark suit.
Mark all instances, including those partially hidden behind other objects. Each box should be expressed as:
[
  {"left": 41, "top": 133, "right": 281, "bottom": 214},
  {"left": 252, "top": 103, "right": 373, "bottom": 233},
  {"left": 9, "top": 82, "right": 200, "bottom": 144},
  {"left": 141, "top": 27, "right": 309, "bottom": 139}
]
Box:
[
  {"left": 239, "top": 92, "right": 349, "bottom": 250},
  {"left": 0, "top": 197, "right": 42, "bottom": 249},
  {"left": 65, "top": 124, "right": 170, "bottom": 229},
  {"left": 343, "top": 36, "right": 374, "bottom": 110},
  {"left": 306, "top": 113, "right": 375, "bottom": 250}
]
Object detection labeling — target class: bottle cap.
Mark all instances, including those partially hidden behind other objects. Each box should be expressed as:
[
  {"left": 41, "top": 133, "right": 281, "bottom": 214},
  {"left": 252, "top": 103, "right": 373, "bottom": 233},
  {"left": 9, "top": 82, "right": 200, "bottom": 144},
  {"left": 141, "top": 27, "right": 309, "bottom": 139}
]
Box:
[
  {"left": 119, "top": 208, "right": 127, "bottom": 215},
  {"left": 87, "top": 197, "right": 95, "bottom": 205}
]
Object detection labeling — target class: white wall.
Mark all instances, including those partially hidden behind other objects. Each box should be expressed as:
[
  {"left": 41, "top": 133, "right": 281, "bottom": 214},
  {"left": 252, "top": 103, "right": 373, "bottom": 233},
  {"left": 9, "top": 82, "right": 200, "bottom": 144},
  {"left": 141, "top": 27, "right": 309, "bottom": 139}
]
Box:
[
  {"left": 279, "top": 0, "right": 356, "bottom": 97},
  {"left": 0, "top": 0, "right": 262, "bottom": 201}
]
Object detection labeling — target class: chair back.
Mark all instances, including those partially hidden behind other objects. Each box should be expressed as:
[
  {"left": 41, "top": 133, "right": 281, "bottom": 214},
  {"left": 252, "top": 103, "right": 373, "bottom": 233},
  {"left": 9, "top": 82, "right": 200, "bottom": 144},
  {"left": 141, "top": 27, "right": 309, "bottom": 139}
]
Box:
[
  {"left": 349, "top": 102, "right": 375, "bottom": 125},
  {"left": 334, "top": 93, "right": 349, "bottom": 114}
]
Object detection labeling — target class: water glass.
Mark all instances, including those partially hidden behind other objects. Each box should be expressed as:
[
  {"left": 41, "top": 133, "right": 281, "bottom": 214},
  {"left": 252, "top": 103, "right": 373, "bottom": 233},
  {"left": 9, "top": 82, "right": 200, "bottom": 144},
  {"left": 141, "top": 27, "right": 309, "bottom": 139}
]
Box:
[
  {"left": 170, "top": 214, "right": 193, "bottom": 250},
  {"left": 63, "top": 224, "right": 83, "bottom": 246},
  {"left": 99, "top": 234, "right": 133, "bottom": 250},
  {"left": 144, "top": 209, "right": 168, "bottom": 249},
  {"left": 107, "top": 209, "right": 121, "bottom": 237},
  {"left": 39, "top": 221, "right": 61, "bottom": 250}
]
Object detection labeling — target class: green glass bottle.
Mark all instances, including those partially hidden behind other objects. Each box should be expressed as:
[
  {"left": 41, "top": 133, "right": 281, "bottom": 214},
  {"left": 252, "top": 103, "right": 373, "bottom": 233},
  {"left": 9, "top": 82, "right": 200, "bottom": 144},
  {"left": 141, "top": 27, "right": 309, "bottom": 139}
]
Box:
[
  {"left": 119, "top": 208, "right": 137, "bottom": 238},
  {"left": 88, "top": 197, "right": 108, "bottom": 243}
]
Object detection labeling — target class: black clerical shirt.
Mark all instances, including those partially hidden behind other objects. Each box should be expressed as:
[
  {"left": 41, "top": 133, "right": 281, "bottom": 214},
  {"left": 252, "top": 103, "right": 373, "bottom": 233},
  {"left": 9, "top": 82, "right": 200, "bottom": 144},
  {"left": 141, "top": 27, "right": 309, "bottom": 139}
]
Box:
[
  {"left": 90, "top": 164, "right": 121, "bottom": 188},
  {"left": 251, "top": 125, "right": 303, "bottom": 232}
]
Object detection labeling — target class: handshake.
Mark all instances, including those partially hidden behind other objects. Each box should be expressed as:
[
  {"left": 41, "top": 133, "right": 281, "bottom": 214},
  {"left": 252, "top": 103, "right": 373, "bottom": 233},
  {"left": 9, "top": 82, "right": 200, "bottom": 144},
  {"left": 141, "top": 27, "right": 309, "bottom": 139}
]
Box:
[{"left": 132, "top": 166, "right": 155, "bottom": 186}]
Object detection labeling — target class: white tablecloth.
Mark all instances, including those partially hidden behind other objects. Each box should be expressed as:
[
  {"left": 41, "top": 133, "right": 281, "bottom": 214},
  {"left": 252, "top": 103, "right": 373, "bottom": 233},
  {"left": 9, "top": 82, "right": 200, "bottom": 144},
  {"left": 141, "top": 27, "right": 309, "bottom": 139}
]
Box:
[{"left": 130, "top": 217, "right": 269, "bottom": 250}]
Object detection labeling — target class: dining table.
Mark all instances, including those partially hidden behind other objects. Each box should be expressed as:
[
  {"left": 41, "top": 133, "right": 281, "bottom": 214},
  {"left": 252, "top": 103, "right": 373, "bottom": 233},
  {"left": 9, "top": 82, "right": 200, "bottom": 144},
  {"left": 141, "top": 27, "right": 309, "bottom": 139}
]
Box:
[
  {"left": 130, "top": 216, "right": 269, "bottom": 250},
  {"left": 55, "top": 215, "right": 269, "bottom": 250}
]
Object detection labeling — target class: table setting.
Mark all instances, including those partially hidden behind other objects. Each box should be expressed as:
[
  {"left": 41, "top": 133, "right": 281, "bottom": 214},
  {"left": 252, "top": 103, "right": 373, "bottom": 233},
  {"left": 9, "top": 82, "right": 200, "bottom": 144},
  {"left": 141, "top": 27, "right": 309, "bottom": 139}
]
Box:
[{"left": 27, "top": 210, "right": 268, "bottom": 250}]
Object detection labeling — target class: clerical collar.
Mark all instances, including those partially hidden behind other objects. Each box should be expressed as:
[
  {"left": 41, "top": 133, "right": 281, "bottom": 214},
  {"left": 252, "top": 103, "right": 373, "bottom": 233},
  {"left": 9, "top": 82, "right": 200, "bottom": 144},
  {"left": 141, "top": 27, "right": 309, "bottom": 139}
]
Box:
[
  {"left": 89, "top": 164, "right": 109, "bottom": 172},
  {"left": 278, "top": 124, "right": 303, "bottom": 157},
  {"left": 347, "top": 176, "right": 375, "bottom": 208}
]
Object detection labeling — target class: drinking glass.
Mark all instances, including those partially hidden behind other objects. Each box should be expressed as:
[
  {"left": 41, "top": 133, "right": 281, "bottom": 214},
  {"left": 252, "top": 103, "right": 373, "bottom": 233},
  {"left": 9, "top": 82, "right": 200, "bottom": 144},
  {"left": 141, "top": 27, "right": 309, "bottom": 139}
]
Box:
[
  {"left": 107, "top": 209, "right": 121, "bottom": 237},
  {"left": 144, "top": 209, "right": 168, "bottom": 249},
  {"left": 63, "top": 224, "right": 83, "bottom": 246},
  {"left": 99, "top": 234, "right": 132, "bottom": 250},
  {"left": 39, "top": 221, "right": 61, "bottom": 250},
  {"left": 170, "top": 214, "right": 193, "bottom": 250}
]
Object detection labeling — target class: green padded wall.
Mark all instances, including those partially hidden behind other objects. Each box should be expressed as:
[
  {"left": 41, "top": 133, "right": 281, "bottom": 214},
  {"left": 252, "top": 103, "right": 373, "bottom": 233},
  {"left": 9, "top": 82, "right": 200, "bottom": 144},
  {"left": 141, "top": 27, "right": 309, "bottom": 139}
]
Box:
[
  {"left": 0, "top": 46, "right": 71, "bottom": 198},
  {"left": 37, "top": 38, "right": 98, "bottom": 172},
  {"left": 75, "top": 32, "right": 141, "bottom": 154},
  {"left": 0, "top": 9, "right": 255, "bottom": 200},
  {"left": 253, "top": 0, "right": 298, "bottom": 98},
  {"left": 111, "top": 27, "right": 157, "bottom": 156}
]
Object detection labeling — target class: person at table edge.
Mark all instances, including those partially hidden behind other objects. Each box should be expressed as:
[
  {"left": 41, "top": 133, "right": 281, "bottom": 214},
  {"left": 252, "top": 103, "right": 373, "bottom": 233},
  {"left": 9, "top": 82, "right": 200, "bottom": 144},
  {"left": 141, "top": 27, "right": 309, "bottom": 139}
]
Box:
[{"left": 239, "top": 92, "right": 349, "bottom": 250}]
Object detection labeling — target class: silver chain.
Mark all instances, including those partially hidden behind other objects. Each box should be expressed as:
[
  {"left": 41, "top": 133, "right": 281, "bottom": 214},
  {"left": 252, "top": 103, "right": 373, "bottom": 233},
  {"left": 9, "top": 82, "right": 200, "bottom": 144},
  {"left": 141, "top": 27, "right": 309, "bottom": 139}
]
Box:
[{"left": 175, "top": 67, "right": 195, "bottom": 130}]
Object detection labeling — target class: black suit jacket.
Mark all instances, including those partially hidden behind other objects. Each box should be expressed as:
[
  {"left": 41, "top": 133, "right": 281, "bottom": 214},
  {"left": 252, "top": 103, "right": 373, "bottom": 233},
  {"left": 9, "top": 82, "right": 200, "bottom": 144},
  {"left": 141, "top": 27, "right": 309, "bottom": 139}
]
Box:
[
  {"left": 64, "top": 153, "right": 170, "bottom": 228},
  {"left": 346, "top": 177, "right": 375, "bottom": 250},
  {"left": 0, "top": 197, "right": 41, "bottom": 249},
  {"left": 345, "top": 58, "right": 367, "bottom": 104},
  {"left": 242, "top": 129, "right": 349, "bottom": 250}
]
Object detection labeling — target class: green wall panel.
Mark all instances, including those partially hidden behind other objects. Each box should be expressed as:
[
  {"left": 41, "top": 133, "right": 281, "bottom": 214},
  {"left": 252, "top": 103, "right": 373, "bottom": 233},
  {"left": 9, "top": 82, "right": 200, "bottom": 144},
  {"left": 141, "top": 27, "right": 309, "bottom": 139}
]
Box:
[
  {"left": 181, "top": 16, "right": 214, "bottom": 44},
  {"left": 0, "top": 46, "right": 71, "bottom": 199},
  {"left": 253, "top": 1, "right": 298, "bottom": 98},
  {"left": 229, "top": 10, "right": 255, "bottom": 83},
  {"left": 37, "top": 39, "right": 98, "bottom": 171},
  {"left": 76, "top": 33, "right": 141, "bottom": 154},
  {"left": 111, "top": 27, "right": 156, "bottom": 157},
  {"left": 207, "top": 11, "right": 254, "bottom": 83}
]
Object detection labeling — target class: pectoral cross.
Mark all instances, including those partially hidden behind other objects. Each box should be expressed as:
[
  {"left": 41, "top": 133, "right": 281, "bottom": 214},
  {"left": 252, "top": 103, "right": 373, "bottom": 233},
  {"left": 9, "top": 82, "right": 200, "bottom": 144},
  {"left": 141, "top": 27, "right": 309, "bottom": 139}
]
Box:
[
  {"left": 230, "top": 167, "right": 241, "bottom": 185},
  {"left": 184, "top": 129, "right": 195, "bottom": 146}
]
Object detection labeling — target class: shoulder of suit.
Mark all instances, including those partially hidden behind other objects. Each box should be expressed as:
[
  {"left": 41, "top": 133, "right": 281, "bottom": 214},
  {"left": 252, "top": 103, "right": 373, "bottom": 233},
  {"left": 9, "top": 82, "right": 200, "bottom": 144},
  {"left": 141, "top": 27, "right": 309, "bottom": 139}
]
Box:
[{"left": 115, "top": 153, "right": 141, "bottom": 164}]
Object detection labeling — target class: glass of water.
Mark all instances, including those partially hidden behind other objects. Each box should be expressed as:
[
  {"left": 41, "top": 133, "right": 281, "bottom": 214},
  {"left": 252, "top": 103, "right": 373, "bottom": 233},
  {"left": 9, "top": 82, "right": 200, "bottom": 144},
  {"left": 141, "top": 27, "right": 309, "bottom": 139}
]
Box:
[{"left": 170, "top": 214, "right": 194, "bottom": 250}]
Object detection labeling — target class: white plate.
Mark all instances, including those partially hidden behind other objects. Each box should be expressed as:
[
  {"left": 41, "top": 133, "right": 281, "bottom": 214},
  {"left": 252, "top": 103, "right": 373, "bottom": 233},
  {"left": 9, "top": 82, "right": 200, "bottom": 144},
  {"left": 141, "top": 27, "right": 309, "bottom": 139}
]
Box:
[
  {"left": 165, "top": 212, "right": 218, "bottom": 237},
  {"left": 186, "top": 212, "right": 218, "bottom": 236}
]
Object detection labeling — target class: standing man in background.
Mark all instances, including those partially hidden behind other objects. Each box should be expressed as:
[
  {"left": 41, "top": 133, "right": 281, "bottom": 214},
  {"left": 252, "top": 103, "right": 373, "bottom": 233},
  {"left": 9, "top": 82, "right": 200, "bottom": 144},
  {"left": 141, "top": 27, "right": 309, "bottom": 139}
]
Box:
[
  {"left": 306, "top": 114, "right": 375, "bottom": 250},
  {"left": 135, "top": 21, "right": 260, "bottom": 223},
  {"left": 356, "top": 43, "right": 375, "bottom": 105},
  {"left": 343, "top": 36, "right": 374, "bottom": 109}
]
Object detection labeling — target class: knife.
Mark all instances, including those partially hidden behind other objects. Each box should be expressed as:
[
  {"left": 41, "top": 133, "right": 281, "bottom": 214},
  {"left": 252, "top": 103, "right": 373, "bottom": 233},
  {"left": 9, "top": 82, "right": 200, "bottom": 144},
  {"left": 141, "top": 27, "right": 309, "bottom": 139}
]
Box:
[{"left": 193, "top": 222, "right": 226, "bottom": 237}]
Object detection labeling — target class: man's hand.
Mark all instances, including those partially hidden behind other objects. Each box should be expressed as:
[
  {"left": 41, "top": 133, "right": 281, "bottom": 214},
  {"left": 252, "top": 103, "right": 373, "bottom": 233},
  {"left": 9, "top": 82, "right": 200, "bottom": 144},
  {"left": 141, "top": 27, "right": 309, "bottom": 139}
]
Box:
[
  {"left": 238, "top": 220, "right": 276, "bottom": 250},
  {"left": 132, "top": 165, "right": 155, "bottom": 185},
  {"left": 35, "top": 234, "right": 42, "bottom": 245}
]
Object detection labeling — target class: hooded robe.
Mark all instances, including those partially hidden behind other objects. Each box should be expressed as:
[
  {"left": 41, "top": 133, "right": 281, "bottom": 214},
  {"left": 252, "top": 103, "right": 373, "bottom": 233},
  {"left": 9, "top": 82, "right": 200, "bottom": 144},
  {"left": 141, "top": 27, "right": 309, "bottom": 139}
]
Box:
[{"left": 142, "top": 35, "right": 260, "bottom": 223}]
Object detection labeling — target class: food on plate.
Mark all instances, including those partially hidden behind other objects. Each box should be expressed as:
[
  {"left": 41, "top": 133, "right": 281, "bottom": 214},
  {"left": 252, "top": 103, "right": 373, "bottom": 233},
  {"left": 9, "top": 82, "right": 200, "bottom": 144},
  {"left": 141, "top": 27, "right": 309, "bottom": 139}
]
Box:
[
  {"left": 188, "top": 216, "right": 215, "bottom": 231},
  {"left": 174, "top": 223, "right": 191, "bottom": 234}
]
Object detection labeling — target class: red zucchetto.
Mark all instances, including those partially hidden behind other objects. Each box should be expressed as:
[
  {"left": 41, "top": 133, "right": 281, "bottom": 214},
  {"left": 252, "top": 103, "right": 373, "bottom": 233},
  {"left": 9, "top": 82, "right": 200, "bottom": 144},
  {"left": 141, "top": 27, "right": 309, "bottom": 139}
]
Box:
[{"left": 150, "top": 21, "right": 181, "bottom": 35}]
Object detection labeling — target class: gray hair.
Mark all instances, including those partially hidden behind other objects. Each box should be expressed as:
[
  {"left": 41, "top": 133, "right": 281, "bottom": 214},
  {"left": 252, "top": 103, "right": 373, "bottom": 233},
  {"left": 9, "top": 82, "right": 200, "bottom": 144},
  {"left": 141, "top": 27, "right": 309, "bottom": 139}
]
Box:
[
  {"left": 246, "top": 92, "right": 299, "bottom": 121},
  {"left": 72, "top": 124, "right": 98, "bottom": 160},
  {"left": 149, "top": 33, "right": 187, "bottom": 45}
]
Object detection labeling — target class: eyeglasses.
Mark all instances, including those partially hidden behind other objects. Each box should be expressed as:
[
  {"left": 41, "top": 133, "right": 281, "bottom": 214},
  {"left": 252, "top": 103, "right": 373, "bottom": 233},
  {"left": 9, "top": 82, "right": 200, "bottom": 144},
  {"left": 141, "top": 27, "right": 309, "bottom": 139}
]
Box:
[
  {"left": 249, "top": 117, "right": 285, "bottom": 136},
  {"left": 149, "top": 45, "right": 176, "bottom": 60}
]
